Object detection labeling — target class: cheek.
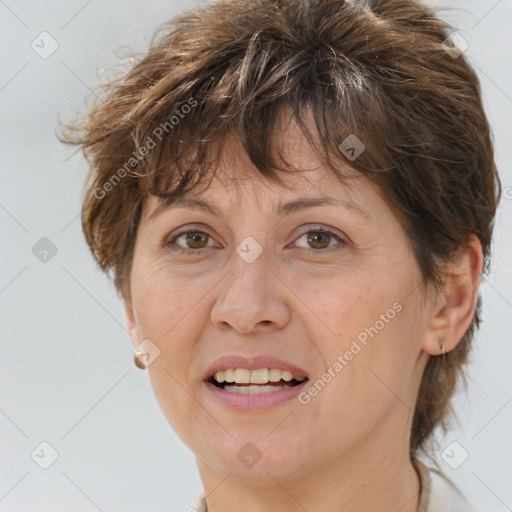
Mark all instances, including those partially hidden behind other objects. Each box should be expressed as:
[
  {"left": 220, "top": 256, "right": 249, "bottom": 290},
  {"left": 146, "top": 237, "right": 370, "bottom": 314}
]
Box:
[
  {"left": 130, "top": 261, "right": 198, "bottom": 389},
  {"left": 287, "top": 266, "right": 385, "bottom": 354},
  {"left": 326, "top": 297, "right": 422, "bottom": 425},
  {"left": 296, "top": 264, "right": 422, "bottom": 418},
  {"left": 131, "top": 257, "right": 206, "bottom": 340},
  {"left": 130, "top": 263, "right": 211, "bottom": 442}
]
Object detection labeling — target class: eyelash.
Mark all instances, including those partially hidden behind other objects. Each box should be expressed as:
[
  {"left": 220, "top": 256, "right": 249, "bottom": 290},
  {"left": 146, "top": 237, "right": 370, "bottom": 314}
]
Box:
[{"left": 164, "top": 226, "right": 347, "bottom": 256}]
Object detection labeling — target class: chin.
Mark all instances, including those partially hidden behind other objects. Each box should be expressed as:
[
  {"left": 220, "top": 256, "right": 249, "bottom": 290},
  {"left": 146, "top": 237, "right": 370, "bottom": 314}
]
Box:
[{"left": 196, "top": 433, "right": 316, "bottom": 483}]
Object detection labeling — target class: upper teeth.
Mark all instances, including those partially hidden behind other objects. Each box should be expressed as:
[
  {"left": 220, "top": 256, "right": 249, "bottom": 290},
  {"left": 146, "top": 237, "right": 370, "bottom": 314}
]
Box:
[{"left": 213, "top": 368, "right": 306, "bottom": 384}]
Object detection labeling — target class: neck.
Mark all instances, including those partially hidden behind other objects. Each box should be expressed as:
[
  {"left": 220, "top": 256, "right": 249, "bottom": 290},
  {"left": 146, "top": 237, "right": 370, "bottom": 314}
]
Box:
[{"left": 196, "top": 425, "right": 421, "bottom": 512}]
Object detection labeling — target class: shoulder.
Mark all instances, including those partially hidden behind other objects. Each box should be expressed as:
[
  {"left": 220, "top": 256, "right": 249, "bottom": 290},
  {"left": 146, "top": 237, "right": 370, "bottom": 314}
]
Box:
[
  {"left": 429, "top": 476, "right": 476, "bottom": 512},
  {"left": 190, "top": 492, "right": 207, "bottom": 512},
  {"left": 414, "top": 458, "right": 476, "bottom": 512}
]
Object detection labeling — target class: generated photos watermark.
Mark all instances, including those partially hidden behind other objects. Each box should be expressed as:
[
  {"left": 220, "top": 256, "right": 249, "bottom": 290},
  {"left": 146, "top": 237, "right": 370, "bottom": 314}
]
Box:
[
  {"left": 298, "top": 301, "right": 403, "bottom": 405},
  {"left": 93, "top": 96, "right": 198, "bottom": 200}
]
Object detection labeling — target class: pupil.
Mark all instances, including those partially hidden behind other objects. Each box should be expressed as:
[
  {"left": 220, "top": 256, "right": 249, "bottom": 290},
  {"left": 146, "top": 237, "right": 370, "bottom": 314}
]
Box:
[
  {"left": 187, "top": 232, "right": 206, "bottom": 248},
  {"left": 308, "top": 232, "right": 329, "bottom": 249}
]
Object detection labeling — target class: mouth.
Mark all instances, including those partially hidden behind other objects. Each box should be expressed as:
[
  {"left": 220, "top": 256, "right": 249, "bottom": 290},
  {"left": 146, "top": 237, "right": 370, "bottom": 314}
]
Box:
[{"left": 207, "top": 368, "right": 309, "bottom": 394}]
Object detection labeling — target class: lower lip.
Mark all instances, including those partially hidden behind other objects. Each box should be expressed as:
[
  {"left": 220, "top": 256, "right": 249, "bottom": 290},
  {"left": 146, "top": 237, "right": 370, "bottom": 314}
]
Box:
[{"left": 204, "top": 380, "right": 310, "bottom": 410}]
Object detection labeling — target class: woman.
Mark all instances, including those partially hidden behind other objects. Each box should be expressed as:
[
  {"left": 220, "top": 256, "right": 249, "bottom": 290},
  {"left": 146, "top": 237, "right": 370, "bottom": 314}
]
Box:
[{"left": 60, "top": 0, "right": 501, "bottom": 510}]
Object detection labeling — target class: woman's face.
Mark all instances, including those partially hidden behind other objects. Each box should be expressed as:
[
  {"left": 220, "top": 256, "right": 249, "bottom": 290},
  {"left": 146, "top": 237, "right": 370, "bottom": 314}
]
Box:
[{"left": 126, "top": 119, "right": 432, "bottom": 483}]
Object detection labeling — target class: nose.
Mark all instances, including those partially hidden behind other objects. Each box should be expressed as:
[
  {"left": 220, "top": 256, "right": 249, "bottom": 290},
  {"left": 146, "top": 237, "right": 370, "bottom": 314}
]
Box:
[{"left": 210, "top": 248, "right": 291, "bottom": 334}]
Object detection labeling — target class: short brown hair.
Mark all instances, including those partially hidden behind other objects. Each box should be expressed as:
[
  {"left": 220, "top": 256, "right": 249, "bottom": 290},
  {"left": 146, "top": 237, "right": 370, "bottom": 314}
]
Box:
[{"left": 59, "top": 0, "right": 501, "bottom": 455}]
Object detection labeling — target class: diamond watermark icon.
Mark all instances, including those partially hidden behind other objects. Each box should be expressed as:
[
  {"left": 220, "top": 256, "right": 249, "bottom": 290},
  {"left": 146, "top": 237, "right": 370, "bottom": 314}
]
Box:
[
  {"left": 237, "top": 442, "right": 263, "bottom": 468},
  {"left": 236, "top": 236, "right": 263, "bottom": 264},
  {"left": 32, "top": 237, "right": 58, "bottom": 263},
  {"left": 338, "top": 134, "right": 365, "bottom": 161},
  {"left": 31, "top": 31, "right": 59, "bottom": 59},
  {"left": 31, "top": 441, "right": 59, "bottom": 469},
  {"left": 442, "top": 32, "right": 469, "bottom": 59},
  {"left": 441, "top": 441, "right": 469, "bottom": 469},
  {"left": 134, "top": 338, "right": 161, "bottom": 368}
]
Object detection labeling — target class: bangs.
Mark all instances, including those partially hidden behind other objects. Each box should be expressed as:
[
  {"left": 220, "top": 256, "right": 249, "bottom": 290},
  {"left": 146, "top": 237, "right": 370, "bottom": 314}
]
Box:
[{"left": 127, "top": 75, "right": 392, "bottom": 208}]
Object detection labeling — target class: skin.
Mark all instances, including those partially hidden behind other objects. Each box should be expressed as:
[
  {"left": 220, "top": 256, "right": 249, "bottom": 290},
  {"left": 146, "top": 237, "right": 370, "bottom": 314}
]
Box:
[{"left": 124, "top": 109, "right": 483, "bottom": 512}]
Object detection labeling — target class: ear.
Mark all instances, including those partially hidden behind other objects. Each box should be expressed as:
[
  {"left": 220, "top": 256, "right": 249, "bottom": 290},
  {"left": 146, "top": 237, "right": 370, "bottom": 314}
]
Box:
[
  {"left": 124, "top": 299, "right": 142, "bottom": 350},
  {"left": 422, "top": 235, "right": 484, "bottom": 356}
]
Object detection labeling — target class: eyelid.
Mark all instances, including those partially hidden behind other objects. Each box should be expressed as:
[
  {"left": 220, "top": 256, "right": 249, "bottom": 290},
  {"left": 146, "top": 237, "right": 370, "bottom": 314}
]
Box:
[
  {"left": 292, "top": 226, "right": 347, "bottom": 252},
  {"left": 165, "top": 223, "right": 348, "bottom": 254},
  {"left": 295, "top": 224, "right": 346, "bottom": 240},
  {"left": 165, "top": 224, "right": 219, "bottom": 249}
]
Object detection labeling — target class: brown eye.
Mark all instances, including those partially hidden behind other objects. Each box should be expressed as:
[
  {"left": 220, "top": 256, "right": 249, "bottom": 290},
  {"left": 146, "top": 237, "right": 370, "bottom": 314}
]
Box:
[
  {"left": 294, "top": 229, "right": 345, "bottom": 253},
  {"left": 166, "top": 229, "right": 213, "bottom": 253},
  {"left": 183, "top": 231, "right": 209, "bottom": 249},
  {"left": 306, "top": 231, "right": 333, "bottom": 249}
]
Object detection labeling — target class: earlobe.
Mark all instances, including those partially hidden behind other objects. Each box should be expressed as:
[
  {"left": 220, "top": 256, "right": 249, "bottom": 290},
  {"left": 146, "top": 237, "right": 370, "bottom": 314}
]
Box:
[{"left": 422, "top": 235, "right": 483, "bottom": 356}]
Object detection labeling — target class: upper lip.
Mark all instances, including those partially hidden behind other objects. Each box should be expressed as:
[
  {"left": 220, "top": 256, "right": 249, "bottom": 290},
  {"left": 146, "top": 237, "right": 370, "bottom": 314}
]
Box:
[{"left": 203, "top": 355, "right": 309, "bottom": 381}]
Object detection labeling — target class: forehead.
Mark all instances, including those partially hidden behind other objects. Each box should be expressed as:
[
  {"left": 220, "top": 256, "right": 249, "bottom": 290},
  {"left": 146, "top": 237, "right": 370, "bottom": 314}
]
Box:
[
  {"left": 142, "top": 117, "right": 369, "bottom": 220},
  {"left": 142, "top": 165, "right": 368, "bottom": 226}
]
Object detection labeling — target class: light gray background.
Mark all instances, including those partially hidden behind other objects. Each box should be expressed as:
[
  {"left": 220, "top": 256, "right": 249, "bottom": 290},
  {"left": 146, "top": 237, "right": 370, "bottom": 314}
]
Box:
[{"left": 1, "top": 1, "right": 511, "bottom": 511}]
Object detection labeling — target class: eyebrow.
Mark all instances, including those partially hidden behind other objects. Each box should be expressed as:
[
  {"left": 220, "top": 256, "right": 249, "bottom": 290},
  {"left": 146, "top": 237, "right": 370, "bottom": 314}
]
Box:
[{"left": 148, "top": 195, "right": 371, "bottom": 222}]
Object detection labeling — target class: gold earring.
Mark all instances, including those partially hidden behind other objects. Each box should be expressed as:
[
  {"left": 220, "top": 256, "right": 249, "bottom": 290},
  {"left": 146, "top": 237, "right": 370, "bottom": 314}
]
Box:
[{"left": 134, "top": 354, "right": 146, "bottom": 369}]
